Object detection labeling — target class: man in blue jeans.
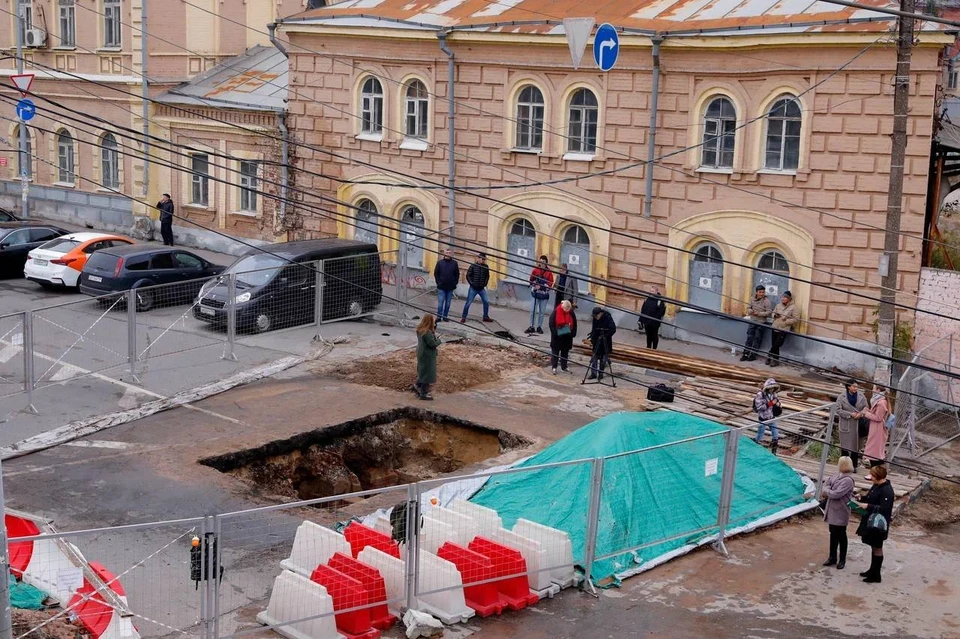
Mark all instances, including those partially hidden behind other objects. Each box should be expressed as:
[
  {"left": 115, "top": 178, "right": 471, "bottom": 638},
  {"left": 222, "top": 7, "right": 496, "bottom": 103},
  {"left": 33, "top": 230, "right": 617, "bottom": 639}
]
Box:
[
  {"left": 433, "top": 249, "right": 459, "bottom": 322},
  {"left": 753, "top": 378, "right": 782, "bottom": 455},
  {"left": 460, "top": 252, "right": 494, "bottom": 323}
]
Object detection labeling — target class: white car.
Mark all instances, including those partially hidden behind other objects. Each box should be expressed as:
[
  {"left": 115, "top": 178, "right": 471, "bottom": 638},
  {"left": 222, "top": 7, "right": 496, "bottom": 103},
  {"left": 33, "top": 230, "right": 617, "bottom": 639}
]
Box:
[{"left": 24, "top": 232, "right": 134, "bottom": 289}]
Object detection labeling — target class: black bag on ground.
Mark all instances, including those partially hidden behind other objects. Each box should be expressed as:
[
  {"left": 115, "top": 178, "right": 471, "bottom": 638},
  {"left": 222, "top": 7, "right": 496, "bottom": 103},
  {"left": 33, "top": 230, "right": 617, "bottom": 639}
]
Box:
[{"left": 647, "top": 383, "right": 675, "bottom": 403}]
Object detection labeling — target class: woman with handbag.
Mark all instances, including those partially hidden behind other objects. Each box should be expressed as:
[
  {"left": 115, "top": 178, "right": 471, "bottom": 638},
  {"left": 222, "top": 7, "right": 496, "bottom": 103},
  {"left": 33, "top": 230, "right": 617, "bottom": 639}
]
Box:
[
  {"left": 836, "top": 379, "right": 868, "bottom": 469},
  {"left": 862, "top": 385, "right": 891, "bottom": 470},
  {"left": 548, "top": 300, "right": 577, "bottom": 375},
  {"left": 819, "top": 456, "right": 856, "bottom": 569},
  {"left": 856, "top": 464, "right": 895, "bottom": 583}
]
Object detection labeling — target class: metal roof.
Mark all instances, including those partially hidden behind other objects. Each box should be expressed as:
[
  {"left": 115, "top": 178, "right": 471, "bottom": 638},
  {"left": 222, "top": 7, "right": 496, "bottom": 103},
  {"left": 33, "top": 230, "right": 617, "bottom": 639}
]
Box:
[
  {"left": 156, "top": 45, "right": 287, "bottom": 113},
  {"left": 280, "top": 0, "right": 944, "bottom": 35}
]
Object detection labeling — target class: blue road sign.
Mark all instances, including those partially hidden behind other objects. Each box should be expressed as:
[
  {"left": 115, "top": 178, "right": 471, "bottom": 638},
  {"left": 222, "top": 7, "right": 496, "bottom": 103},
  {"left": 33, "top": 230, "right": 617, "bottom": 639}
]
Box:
[
  {"left": 593, "top": 23, "right": 619, "bottom": 72},
  {"left": 16, "top": 99, "right": 35, "bottom": 122}
]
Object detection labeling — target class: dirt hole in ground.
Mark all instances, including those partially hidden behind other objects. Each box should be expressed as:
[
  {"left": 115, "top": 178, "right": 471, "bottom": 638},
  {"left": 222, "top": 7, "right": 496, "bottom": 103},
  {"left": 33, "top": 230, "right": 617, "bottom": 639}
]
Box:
[
  {"left": 326, "top": 342, "right": 548, "bottom": 394},
  {"left": 200, "top": 407, "right": 531, "bottom": 502},
  {"left": 902, "top": 479, "right": 960, "bottom": 529}
]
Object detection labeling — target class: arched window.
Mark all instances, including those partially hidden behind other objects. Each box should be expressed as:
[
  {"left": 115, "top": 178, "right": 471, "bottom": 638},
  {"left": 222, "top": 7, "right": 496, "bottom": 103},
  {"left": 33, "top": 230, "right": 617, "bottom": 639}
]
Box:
[
  {"left": 688, "top": 242, "right": 724, "bottom": 311},
  {"left": 14, "top": 125, "right": 31, "bottom": 179},
  {"left": 400, "top": 205, "right": 426, "bottom": 269},
  {"left": 561, "top": 225, "right": 591, "bottom": 292},
  {"left": 754, "top": 249, "right": 791, "bottom": 304},
  {"left": 701, "top": 97, "right": 736, "bottom": 169},
  {"left": 764, "top": 95, "right": 802, "bottom": 171},
  {"left": 360, "top": 77, "right": 383, "bottom": 135},
  {"left": 515, "top": 85, "right": 544, "bottom": 151},
  {"left": 404, "top": 80, "right": 428, "bottom": 139},
  {"left": 567, "top": 88, "right": 598, "bottom": 154},
  {"left": 56, "top": 129, "right": 75, "bottom": 185},
  {"left": 100, "top": 133, "right": 119, "bottom": 190},
  {"left": 506, "top": 218, "right": 536, "bottom": 281},
  {"left": 354, "top": 199, "right": 379, "bottom": 246}
]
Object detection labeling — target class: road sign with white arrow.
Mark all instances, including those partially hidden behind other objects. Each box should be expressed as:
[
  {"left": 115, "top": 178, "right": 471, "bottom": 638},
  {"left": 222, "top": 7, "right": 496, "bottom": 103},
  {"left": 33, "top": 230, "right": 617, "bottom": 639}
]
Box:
[
  {"left": 593, "top": 23, "right": 620, "bottom": 72},
  {"left": 16, "top": 99, "right": 36, "bottom": 122}
]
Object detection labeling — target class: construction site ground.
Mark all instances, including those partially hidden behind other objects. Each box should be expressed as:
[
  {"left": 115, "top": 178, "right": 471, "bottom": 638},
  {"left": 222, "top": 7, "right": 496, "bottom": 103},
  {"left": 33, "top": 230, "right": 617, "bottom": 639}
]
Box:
[{"left": 4, "top": 319, "right": 957, "bottom": 639}]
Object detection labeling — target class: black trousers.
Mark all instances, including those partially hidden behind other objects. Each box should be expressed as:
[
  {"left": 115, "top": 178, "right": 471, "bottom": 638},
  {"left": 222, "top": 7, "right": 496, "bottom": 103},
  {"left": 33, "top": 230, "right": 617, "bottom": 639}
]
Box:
[
  {"left": 769, "top": 330, "right": 788, "bottom": 361},
  {"left": 843, "top": 449, "right": 861, "bottom": 469},
  {"left": 828, "top": 524, "right": 848, "bottom": 562},
  {"left": 550, "top": 349, "right": 569, "bottom": 370},
  {"left": 745, "top": 323, "right": 765, "bottom": 356},
  {"left": 160, "top": 219, "right": 174, "bottom": 246},
  {"left": 643, "top": 323, "right": 660, "bottom": 350}
]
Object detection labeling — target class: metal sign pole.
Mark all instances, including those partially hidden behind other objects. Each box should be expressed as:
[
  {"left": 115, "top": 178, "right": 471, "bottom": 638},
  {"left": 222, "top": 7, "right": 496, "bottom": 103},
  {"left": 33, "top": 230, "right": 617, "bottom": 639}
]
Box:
[
  {"left": 0, "top": 457, "right": 13, "bottom": 639},
  {"left": 16, "top": 0, "right": 28, "bottom": 218}
]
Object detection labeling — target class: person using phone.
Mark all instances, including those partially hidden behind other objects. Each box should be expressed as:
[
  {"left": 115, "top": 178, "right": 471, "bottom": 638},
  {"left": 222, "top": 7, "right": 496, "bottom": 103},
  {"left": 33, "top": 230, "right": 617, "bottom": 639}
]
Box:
[{"left": 753, "top": 378, "right": 782, "bottom": 455}]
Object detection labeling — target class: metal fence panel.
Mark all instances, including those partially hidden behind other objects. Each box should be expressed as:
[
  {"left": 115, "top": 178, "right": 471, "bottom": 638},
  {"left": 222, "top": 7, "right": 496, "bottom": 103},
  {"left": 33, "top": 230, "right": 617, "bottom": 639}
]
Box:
[
  {"left": 320, "top": 251, "right": 395, "bottom": 325},
  {"left": 0, "top": 313, "right": 25, "bottom": 400}
]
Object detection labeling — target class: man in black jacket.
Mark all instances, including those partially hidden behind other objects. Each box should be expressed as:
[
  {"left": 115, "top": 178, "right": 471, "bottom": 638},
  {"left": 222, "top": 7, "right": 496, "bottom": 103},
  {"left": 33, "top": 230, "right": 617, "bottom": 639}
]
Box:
[
  {"left": 587, "top": 306, "right": 617, "bottom": 380},
  {"left": 639, "top": 287, "right": 667, "bottom": 350},
  {"left": 433, "top": 249, "right": 460, "bottom": 322},
  {"left": 460, "top": 252, "right": 493, "bottom": 323},
  {"left": 157, "top": 193, "right": 175, "bottom": 246}
]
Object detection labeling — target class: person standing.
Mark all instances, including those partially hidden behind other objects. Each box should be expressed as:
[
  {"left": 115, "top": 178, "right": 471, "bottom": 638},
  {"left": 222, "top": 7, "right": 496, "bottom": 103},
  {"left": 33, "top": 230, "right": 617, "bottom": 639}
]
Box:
[
  {"left": 741, "top": 285, "right": 772, "bottom": 361},
  {"left": 766, "top": 291, "right": 799, "bottom": 367},
  {"left": 862, "top": 385, "right": 891, "bottom": 469},
  {"left": 415, "top": 314, "right": 440, "bottom": 400},
  {"left": 525, "top": 255, "right": 554, "bottom": 335},
  {"left": 553, "top": 263, "right": 579, "bottom": 309},
  {"left": 433, "top": 249, "right": 459, "bottom": 322},
  {"left": 837, "top": 379, "right": 868, "bottom": 470},
  {"left": 587, "top": 306, "right": 617, "bottom": 380},
  {"left": 548, "top": 300, "right": 577, "bottom": 375},
  {"left": 753, "top": 378, "right": 782, "bottom": 455},
  {"left": 820, "top": 456, "right": 856, "bottom": 570},
  {"left": 856, "top": 464, "right": 895, "bottom": 583},
  {"left": 639, "top": 287, "right": 667, "bottom": 350},
  {"left": 460, "top": 252, "right": 493, "bottom": 323},
  {"left": 158, "top": 193, "right": 175, "bottom": 246}
]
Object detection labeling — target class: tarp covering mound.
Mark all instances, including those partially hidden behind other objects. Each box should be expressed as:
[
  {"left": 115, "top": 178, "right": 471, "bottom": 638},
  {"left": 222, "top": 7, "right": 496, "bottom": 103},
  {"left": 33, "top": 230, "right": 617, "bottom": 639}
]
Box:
[{"left": 471, "top": 411, "right": 815, "bottom": 585}]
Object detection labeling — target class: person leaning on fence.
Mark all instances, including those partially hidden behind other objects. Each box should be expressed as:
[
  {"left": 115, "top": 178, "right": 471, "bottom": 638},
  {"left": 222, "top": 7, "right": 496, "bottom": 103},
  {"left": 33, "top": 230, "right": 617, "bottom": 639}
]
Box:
[
  {"left": 753, "top": 378, "right": 782, "bottom": 455},
  {"left": 855, "top": 464, "right": 895, "bottom": 583},
  {"left": 433, "top": 249, "right": 460, "bottom": 322},
  {"left": 862, "top": 384, "right": 891, "bottom": 471},
  {"left": 639, "top": 287, "right": 667, "bottom": 350},
  {"left": 548, "top": 300, "right": 577, "bottom": 375},
  {"left": 414, "top": 314, "right": 441, "bottom": 401},
  {"left": 741, "top": 285, "right": 772, "bottom": 362},
  {"left": 836, "top": 379, "right": 869, "bottom": 470},
  {"left": 820, "top": 455, "right": 856, "bottom": 570},
  {"left": 460, "top": 252, "right": 493, "bottom": 323},
  {"left": 587, "top": 306, "right": 617, "bottom": 380},
  {"left": 766, "top": 291, "right": 800, "bottom": 367},
  {"left": 525, "top": 256, "right": 554, "bottom": 335}
]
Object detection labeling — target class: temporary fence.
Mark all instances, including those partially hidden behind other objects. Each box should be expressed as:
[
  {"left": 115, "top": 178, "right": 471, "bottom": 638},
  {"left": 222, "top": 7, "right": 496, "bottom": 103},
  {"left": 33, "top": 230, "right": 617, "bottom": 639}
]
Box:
[{"left": 0, "top": 314, "right": 25, "bottom": 401}]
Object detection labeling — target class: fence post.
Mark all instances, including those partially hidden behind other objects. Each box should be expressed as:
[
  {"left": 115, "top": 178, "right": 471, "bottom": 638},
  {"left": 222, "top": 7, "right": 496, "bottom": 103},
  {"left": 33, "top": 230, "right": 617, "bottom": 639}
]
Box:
[
  {"left": 223, "top": 274, "right": 237, "bottom": 362},
  {"left": 126, "top": 289, "right": 140, "bottom": 384},
  {"left": 581, "top": 457, "right": 603, "bottom": 596},
  {"left": 213, "top": 514, "right": 222, "bottom": 639},
  {"left": 21, "top": 310, "right": 37, "bottom": 415},
  {"left": 314, "top": 260, "right": 325, "bottom": 326},
  {"left": 713, "top": 429, "right": 740, "bottom": 557},
  {"left": 204, "top": 515, "right": 218, "bottom": 639},
  {"left": 816, "top": 404, "right": 837, "bottom": 497},
  {"left": 0, "top": 458, "right": 13, "bottom": 639},
  {"left": 395, "top": 252, "right": 402, "bottom": 326},
  {"left": 404, "top": 483, "right": 421, "bottom": 611}
]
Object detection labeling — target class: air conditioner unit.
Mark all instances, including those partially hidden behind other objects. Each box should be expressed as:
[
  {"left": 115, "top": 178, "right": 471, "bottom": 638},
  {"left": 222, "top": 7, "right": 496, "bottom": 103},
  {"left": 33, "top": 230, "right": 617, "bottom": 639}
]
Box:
[{"left": 24, "top": 29, "right": 46, "bottom": 48}]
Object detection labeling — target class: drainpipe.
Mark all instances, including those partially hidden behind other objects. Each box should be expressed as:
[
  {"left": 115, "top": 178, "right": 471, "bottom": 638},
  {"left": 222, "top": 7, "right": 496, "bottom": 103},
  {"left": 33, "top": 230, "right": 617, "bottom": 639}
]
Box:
[
  {"left": 142, "top": 0, "right": 149, "bottom": 199},
  {"left": 438, "top": 32, "right": 456, "bottom": 244},
  {"left": 277, "top": 112, "right": 289, "bottom": 230},
  {"left": 643, "top": 35, "right": 663, "bottom": 218},
  {"left": 268, "top": 22, "right": 288, "bottom": 57}
]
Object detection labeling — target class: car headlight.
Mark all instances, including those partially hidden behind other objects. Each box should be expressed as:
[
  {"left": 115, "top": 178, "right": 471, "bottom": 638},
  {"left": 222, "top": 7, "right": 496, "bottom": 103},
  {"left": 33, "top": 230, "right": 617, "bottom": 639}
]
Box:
[{"left": 234, "top": 292, "right": 251, "bottom": 304}]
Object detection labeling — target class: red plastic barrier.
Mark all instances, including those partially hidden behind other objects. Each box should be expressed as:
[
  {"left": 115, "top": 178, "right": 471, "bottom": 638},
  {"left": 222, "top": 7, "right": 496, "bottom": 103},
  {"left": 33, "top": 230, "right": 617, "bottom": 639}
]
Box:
[
  {"left": 437, "top": 542, "right": 503, "bottom": 617},
  {"left": 343, "top": 522, "right": 400, "bottom": 560},
  {"left": 5, "top": 515, "right": 40, "bottom": 577},
  {"left": 468, "top": 537, "right": 539, "bottom": 611},
  {"left": 310, "top": 564, "right": 380, "bottom": 639},
  {"left": 68, "top": 564, "right": 127, "bottom": 638},
  {"left": 328, "top": 553, "right": 396, "bottom": 631}
]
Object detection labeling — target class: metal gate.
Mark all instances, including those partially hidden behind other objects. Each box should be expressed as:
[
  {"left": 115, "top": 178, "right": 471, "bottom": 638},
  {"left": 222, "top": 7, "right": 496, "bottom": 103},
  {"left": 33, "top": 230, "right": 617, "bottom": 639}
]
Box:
[
  {"left": 689, "top": 244, "right": 724, "bottom": 312},
  {"left": 561, "top": 225, "right": 590, "bottom": 294},
  {"left": 507, "top": 219, "right": 536, "bottom": 282},
  {"left": 400, "top": 206, "right": 425, "bottom": 271}
]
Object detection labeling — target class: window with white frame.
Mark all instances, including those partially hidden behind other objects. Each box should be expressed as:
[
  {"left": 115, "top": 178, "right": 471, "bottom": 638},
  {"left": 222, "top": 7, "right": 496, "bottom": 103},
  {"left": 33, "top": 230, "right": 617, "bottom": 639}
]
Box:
[
  {"left": 239, "top": 160, "right": 258, "bottom": 212},
  {"left": 58, "top": 0, "right": 76, "bottom": 47},
  {"left": 19, "top": 0, "right": 34, "bottom": 43},
  {"left": 764, "top": 95, "right": 802, "bottom": 171},
  {"left": 101, "top": 132, "right": 119, "bottom": 189},
  {"left": 360, "top": 76, "right": 383, "bottom": 135},
  {"left": 56, "top": 129, "right": 75, "bottom": 184},
  {"left": 104, "top": 0, "right": 122, "bottom": 48},
  {"left": 515, "top": 85, "right": 544, "bottom": 151},
  {"left": 404, "top": 80, "right": 428, "bottom": 139},
  {"left": 190, "top": 154, "right": 209, "bottom": 206},
  {"left": 15, "top": 125, "right": 31, "bottom": 179},
  {"left": 567, "top": 88, "right": 598, "bottom": 154},
  {"left": 701, "top": 96, "right": 736, "bottom": 169}
]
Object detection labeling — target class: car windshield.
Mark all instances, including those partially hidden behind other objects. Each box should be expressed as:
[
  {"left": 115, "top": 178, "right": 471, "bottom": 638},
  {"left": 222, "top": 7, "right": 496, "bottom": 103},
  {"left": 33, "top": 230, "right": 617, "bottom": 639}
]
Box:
[
  {"left": 39, "top": 238, "right": 82, "bottom": 253},
  {"left": 225, "top": 253, "right": 286, "bottom": 288}
]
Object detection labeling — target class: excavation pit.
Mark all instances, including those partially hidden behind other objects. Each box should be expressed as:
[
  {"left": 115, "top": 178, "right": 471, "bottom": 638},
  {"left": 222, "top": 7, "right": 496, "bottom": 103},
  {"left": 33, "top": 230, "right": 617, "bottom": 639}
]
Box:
[{"left": 200, "top": 407, "right": 531, "bottom": 503}]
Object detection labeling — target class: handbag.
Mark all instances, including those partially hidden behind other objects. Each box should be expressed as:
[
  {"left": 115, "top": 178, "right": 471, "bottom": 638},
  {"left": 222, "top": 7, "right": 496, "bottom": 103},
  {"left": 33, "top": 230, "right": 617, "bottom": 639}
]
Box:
[
  {"left": 858, "top": 416, "right": 871, "bottom": 438},
  {"left": 647, "top": 383, "right": 675, "bottom": 403},
  {"left": 772, "top": 404, "right": 783, "bottom": 418},
  {"left": 557, "top": 325, "right": 572, "bottom": 336},
  {"left": 865, "top": 512, "right": 888, "bottom": 534}
]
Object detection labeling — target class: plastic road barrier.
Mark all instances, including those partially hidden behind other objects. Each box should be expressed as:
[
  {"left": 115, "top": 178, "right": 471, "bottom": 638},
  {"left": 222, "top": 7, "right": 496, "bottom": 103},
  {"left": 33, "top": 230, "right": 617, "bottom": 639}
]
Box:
[
  {"left": 257, "top": 570, "right": 341, "bottom": 639},
  {"left": 280, "top": 521, "right": 352, "bottom": 578}
]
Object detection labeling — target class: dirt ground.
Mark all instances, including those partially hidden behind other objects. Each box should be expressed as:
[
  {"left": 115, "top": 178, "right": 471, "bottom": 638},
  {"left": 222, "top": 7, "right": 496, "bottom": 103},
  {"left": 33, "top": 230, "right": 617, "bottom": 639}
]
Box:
[
  {"left": 12, "top": 609, "right": 88, "bottom": 639},
  {"left": 327, "top": 342, "right": 548, "bottom": 394},
  {"left": 902, "top": 479, "right": 960, "bottom": 529}
]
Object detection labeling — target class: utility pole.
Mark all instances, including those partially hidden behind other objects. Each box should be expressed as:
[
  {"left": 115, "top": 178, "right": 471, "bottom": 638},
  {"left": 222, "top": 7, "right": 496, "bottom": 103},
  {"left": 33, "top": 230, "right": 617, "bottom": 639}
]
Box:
[
  {"left": 16, "top": 0, "right": 28, "bottom": 219},
  {"left": 876, "top": 0, "right": 915, "bottom": 385}
]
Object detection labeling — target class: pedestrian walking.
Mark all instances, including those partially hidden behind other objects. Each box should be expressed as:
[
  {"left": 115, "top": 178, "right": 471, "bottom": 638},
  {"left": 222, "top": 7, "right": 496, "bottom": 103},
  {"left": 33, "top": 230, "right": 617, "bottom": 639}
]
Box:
[
  {"left": 548, "top": 300, "right": 577, "bottom": 375},
  {"left": 862, "top": 385, "right": 891, "bottom": 469},
  {"left": 639, "top": 287, "right": 667, "bottom": 350},
  {"left": 553, "top": 263, "right": 579, "bottom": 309},
  {"left": 753, "top": 378, "right": 782, "bottom": 455},
  {"left": 158, "top": 193, "right": 175, "bottom": 246},
  {"left": 525, "top": 255, "right": 554, "bottom": 334},
  {"left": 587, "top": 306, "right": 616, "bottom": 380},
  {"left": 820, "top": 456, "right": 856, "bottom": 570},
  {"left": 414, "top": 314, "right": 440, "bottom": 400},
  {"left": 837, "top": 379, "right": 868, "bottom": 470},
  {"left": 460, "top": 252, "right": 493, "bottom": 323},
  {"left": 766, "top": 291, "right": 799, "bottom": 366},
  {"left": 855, "top": 464, "right": 894, "bottom": 583},
  {"left": 741, "top": 285, "right": 772, "bottom": 361},
  {"left": 433, "top": 249, "right": 459, "bottom": 322}
]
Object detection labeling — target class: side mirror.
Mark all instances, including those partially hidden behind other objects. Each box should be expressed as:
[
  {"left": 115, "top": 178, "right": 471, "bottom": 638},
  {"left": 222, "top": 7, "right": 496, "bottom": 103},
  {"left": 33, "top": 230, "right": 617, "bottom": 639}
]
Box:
[{"left": 0, "top": 243, "right": 8, "bottom": 250}]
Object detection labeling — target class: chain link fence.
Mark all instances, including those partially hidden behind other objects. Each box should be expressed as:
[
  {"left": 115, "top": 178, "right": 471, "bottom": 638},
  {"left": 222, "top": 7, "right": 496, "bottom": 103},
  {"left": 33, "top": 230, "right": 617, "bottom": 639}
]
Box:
[{"left": 0, "top": 314, "right": 25, "bottom": 400}]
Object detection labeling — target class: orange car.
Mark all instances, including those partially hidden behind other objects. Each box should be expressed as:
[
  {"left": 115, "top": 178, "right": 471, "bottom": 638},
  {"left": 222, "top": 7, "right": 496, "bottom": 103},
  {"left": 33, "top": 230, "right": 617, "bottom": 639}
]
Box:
[{"left": 24, "top": 232, "right": 134, "bottom": 289}]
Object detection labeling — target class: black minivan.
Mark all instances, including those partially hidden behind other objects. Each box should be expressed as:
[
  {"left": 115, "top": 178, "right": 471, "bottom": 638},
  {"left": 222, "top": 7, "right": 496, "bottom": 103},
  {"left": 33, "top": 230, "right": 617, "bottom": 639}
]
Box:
[{"left": 193, "top": 239, "right": 382, "bottom": 333}]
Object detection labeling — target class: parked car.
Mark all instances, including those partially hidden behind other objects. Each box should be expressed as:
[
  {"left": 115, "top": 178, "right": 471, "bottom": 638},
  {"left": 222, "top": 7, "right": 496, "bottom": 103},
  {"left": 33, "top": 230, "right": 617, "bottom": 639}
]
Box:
[
  {"left": 24, "top": 232, "right": 134, "bottom": 289},
  {"left": 0, "top": 222, "right": 69, "bottom": 277},
  {"left": 0, "top": 208, "right": 19, "bottom": 222},
  {"left": 78, "top": 245, "right": 224, "bottom": 311},
  {"left": 193, "top": 239, "right": 382, "bottom": 333}
]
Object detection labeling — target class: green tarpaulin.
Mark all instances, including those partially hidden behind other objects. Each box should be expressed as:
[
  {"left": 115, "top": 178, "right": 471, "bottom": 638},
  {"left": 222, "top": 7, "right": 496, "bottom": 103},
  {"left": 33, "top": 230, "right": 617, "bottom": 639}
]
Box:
[
  {"left": 471, "top": 411, "right": 813, "bottom": 584},
  {"left": 10, "top": 575, "right": 45, "bottom": 610}
]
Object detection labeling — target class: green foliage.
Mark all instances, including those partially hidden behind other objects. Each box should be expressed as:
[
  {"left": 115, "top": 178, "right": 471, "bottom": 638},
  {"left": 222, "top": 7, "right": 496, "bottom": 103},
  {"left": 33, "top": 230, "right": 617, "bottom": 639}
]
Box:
[
  {"left": 930, "top": 229, "right": 960, "bottom": 271},
  {"left": 869, "top": 307, "right": 914, "bottom": 361}
]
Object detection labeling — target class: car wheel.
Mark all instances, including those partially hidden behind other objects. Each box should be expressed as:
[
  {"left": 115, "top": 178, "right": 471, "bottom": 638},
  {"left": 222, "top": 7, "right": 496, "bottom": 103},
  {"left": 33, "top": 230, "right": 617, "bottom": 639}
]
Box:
[
  {"left": 254, "top": 311, "right": 272, "bottom": 333},
  {"left": 347, "top": 299, "right": 364, "bottom": 317},
  {"left": 135, "top": 289, "right": 155, "bottom": 312}
]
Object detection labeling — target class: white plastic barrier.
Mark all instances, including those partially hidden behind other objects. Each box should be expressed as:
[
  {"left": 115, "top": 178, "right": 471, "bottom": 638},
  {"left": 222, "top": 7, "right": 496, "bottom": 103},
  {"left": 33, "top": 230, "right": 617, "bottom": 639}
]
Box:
[
  {"left": 279, "top": 521, "right": 351, "bottom": 577},
  {"left": 450, "top": 500, "right": 502, "bottom": 540},
  {"left": 512, "top": 519, "right": 576, "bottom": 588},
  {"left": 490, "top": 527, "right": 558, "bottom": 596},
  {"left": 428, "top": 507, "right": 479, "bottom": 545},
  {"left": 356, "top": 547, "right": 405, "bottom": 617},
  {"left": 371, "top": 514, "right": 393, "bottom": 538},
  {"left": 20, "top": 537, "right": 86, "bottom": 604},
  {"left": 257, "top": 570, "right": 341, "bottom": 639},
  {"left": 419, "top": 516, "right": 460, "bottom": 555},
  {"left": 417, "top": 551, "right": 475, "bottom": 625}
]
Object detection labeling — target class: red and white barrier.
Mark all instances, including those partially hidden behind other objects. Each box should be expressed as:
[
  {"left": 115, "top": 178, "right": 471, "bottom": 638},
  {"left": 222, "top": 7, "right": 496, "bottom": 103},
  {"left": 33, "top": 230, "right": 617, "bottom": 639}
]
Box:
[{"left": 280, "top": 521, "right": 351, "bottom": 578}]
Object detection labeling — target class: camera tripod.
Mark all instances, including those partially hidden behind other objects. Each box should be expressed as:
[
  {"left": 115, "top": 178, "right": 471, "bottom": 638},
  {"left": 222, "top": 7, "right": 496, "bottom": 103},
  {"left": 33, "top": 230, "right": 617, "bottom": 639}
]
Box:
[{"left": 581, "top": 332, "right": 616, "bottom": 387}]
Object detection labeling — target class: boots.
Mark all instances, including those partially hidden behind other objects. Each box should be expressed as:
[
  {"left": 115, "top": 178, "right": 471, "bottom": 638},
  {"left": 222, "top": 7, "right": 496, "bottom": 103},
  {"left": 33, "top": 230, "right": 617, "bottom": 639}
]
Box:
[
  {"left": 862, "top": 555, "right": 883, "bottom": 583},
  {"left": 770, "top": 440, "right": 780, "bottom": 456}
]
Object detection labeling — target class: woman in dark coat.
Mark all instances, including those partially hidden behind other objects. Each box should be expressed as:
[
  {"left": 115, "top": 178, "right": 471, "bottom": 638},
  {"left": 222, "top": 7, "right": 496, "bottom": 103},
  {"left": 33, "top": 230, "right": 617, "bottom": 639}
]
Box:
[
  {"left": 415, "top": 314, "right": 440, "bottom": 400},
  {"left": 639, "top": 287, "right": 667, "bottom": 350},
  {"left": 820, "top": 456, "right": 856, "bottom": 569},
  {"left": 836, "top": 379, "right": 868, "bottom": 469},
  {"left": 856, "top": 464, "right": 895, "bottom": 583},
  {"left": 548, "top": 300, "right": 577, "bottom": 375}
]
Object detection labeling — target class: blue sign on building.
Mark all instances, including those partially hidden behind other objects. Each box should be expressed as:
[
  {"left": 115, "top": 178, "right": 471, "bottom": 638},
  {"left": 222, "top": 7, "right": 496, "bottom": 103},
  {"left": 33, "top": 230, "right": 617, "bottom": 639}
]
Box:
[
  {"left": 593, "top": 23, "right": 620, "bottom": 72},
  {"left": 16, "top": 99, "right": 36, "bottom": 122}
]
